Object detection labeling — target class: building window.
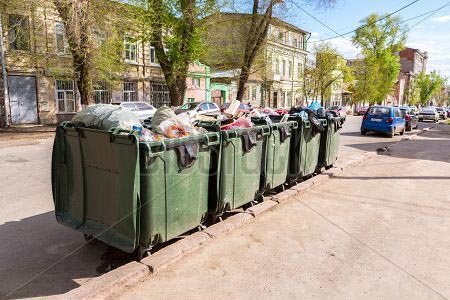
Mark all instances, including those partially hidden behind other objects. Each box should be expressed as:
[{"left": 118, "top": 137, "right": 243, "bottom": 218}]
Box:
[
  {"left": 298, "top": 62, "right": 303, "bottom": 78},
  {"left": 192, "top": 77, "right": 201, "bottom": 88},
  {"left": 251, "top": 87, "right": 257, "bottom": 100},
  {"left": 149, "top": 82, "right": 170, "bottom": 108},
  {"left": 8, "top": 14, "right": 30, "bottom": 51},
  {"left": 281, "top": 92, "right": 286, "bottom": 107},
  {"left": 293, "top": 38, "right": 298, "bottom": 48},
  {"left": 275, "top": 58, "right": 280, "bottom": 74},
  {"left": 56, "top": 80, "right": 75, "bottom": 112},
  {"left": 187, "top": 98, "right": 195, "bottom": 102},
  {"left": 287, "top": 92, "right": 292, "bottom": 107},
  {"left": 282, "top": 60, "right": 286, "bottom": 77},
  {"left": 148, "top": 44, "right": 158, "bottom": 64},
  {"left": 124, "top": 37, "right": 137, "bottom": 63},
  {"left": 299, "top": 35, "right": 304, "bottom": 50},
  {"left": 93, "top": 82, "right": 111, "bottom": 104},
  {"left": 123, "top": 82, "right": 137, "bottom": 101},
  {"left": 55, "top": 22, "right": 69, "bottom": 54},
  {"left": 289, "top": 61, "right": 293, "bottom": 78}
]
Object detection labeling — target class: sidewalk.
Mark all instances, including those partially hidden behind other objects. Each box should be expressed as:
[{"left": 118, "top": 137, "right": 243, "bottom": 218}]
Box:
[{"left": 109, "top": 125, "right": 450, "bottom": 300}]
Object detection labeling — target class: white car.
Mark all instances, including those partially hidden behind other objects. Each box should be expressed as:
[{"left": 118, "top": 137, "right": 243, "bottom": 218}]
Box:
[
  {"left": 115, "top": 101, "right": 157, "bottom": 122},
  {"left": 418, "top": 107, "right": 439, "bottom": 123},
  {"left": 174, "top": 101, "right": 220, "bottom": 116}
]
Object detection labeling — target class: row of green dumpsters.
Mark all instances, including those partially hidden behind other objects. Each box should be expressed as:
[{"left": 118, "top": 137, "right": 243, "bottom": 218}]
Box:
[{"left": 51, "top": 116, "right": 343, "bottom": 254}]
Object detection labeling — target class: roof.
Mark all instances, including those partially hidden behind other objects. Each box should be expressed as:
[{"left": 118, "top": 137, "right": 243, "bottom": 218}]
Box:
[
  {"left": 204, "top": 12, "right": 310, "bottom": 35},
  {"left": 402, "top": 47, "right": 428, "bottom": 58}
]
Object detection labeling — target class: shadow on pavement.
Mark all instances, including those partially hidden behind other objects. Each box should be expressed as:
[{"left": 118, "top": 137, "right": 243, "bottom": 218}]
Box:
[{"left": 0, "top": 211, "right": 136, "bottom": 300}]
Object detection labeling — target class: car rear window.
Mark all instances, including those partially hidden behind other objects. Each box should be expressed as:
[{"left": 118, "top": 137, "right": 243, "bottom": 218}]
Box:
[
  {"left": 436, "top": 107, "right": 443, "bottom": 111},
  {"left": 367, "top": 107, "right": 390, "bottom": 116}
]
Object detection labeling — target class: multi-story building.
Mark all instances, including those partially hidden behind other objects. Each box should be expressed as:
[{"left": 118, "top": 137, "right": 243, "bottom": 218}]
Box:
[
  {"left": 395, "top": 47, "right": 428, "bottom": 105},
  {"left": 0, "top": 2, "right": 211, "bottom": 126},
  {"left": 203, "top": 13, "right": 310, "bottom": 108}
]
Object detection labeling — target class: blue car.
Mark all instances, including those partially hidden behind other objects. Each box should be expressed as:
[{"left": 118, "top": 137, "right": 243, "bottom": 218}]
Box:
[{"left": 361, "top": 106, "right": 406, "bottom": 138}]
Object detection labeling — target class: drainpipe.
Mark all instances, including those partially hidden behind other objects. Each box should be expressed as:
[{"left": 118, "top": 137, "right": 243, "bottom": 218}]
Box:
[{"left": 0, "top": 13, "right": 11, "bottom": 126}]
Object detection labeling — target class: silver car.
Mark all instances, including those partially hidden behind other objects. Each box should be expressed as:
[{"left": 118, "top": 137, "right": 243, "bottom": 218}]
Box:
[
  {"left": 418, "top": 107, "right": 439, "bottom": 123},
  {"left": 436, "top": 107, "right": 448, "bottom": 120},
  {"left": 114, "top": 101, "right": 157, "bottom": 122},
  {"left": 174, "top": 101, "right": 220, "bottom": 116}
]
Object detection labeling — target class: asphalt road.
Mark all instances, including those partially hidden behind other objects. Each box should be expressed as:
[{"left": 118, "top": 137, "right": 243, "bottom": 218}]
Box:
[{"left": 0, "top": 117, "right": 438, "bottom": 299}]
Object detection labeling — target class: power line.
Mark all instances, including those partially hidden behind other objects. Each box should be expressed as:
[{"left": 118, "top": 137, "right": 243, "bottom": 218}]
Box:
[
  {"left": 309, "top": 0, "right": 421, "bottom": 43},
  {"left": 405, "top": 1, "right": 450, "bottom": 29},
  {"left": 291, "top": 1, "right": 349, "bottom": 40}
]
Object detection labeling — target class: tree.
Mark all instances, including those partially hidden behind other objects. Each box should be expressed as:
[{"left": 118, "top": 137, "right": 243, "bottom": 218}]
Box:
[
  {"left": 53, "top": 0, "right": 96, "bottom": 106},
  {"left": 352, "top": 14, "right": 407, "bottom": 104},
  {"left": 235, "top": 0, "right": 335, "bottom": 102},
  {"left": 304, "top": 43, "right": 352, "bottom": 106},
  {"left": 132, "top": 0, "right": 216, "bottom": 106},
  {"left": 415, "top": 71, "right": 447, "bottom": 105}
]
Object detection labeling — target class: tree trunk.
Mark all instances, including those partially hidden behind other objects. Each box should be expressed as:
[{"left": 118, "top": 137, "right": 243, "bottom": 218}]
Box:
[{"left": 236, "top": 0, "right": 275, "bottom": 102}]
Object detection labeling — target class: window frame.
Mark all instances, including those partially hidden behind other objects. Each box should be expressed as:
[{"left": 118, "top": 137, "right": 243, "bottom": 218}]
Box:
[
  {"left": 55, "top": 80, "right": 76, "bottom": 113},
  {"left": 8, "top": 14, "right": 30, "bottom": 51},
  {"left": 93, "top": 82, "right": 111, "bottom": 104},
  {"left": 55, "top": 22, "right": 69, "bottom": 54},
  {"left": 148, "top": 44, "right": 158, "bottom": 65},
  {"left": 123, "top": 82, "right": 137, "bottom": 102},
  {"left": 192, "top": 77, "right": 201, "bottom": 88},
  {"left": 124, "top": 37, "right": 138, "bottom": 63}
]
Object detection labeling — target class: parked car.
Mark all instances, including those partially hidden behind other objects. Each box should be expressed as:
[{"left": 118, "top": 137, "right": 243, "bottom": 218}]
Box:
[
  {"left": 361, "top": 106, "right": 406, "bottom": 138},
  {"left": 436, "top": 107, "right": 448, "bottom": 120},
  {"left": 356, "top": 106, "right": 369, "bottom": 116},
  {"left": 327, "top": 105, "right": 347, "bottom": 118},
  {"left": 409, "top": 105, "right": 419, "bottom": 115},
  {"left": 446, "top": 107, "right": 450, "bottom": 118},
  {"left": 174, "top": 101, "right": 220, "bottom": 116},
  {"left": 400, "top": 107, "right": 419, "bottom": 131},
  {"left": 220, "top": 102, "right": 252, "bottom": 114},
  {"left": 418, "top": 107, "right": 439, "bottom": 123},
  {"left": 113, "top": 101, "right": 157, "bottom": 122}
]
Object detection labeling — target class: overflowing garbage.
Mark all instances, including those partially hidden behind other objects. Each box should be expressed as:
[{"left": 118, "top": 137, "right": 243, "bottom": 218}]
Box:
[{"left": 55, "top": 99, "right": 345, "bottom": 255}]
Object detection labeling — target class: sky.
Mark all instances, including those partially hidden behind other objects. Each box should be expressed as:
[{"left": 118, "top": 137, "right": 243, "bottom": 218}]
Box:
[{"left": 283, "top": 0, "right": 450, "bottom": 77}]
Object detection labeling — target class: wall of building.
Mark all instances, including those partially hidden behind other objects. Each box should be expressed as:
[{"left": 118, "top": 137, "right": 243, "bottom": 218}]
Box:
[{"left": 1, "top": 2, "right": 211, "bottom": 125}]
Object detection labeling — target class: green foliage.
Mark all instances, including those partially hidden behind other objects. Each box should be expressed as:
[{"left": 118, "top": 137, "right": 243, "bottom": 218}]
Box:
[
  {"left": 415, "top": 71, "right": 447, "bottom": 105},
  {"left": 352, "top": 13, "right": 407, "bottom": 104},
  {"left": 305, "top": 43, "right": 352, "bottom": 104}
]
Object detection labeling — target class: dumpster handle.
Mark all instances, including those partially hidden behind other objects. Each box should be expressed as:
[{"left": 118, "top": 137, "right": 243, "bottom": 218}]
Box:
[
  {"left": 321, "top": 119, "right": 328, "bottom": 126},
  {"left": 224, "top": 130, "right": 238, "bottom": 141},
  {"left": 148, "top": 143, "right": 166, "bottom": 156},
  {"left": 292, "top": 122, "right": 298, "bottom": 129},
  {"left": 261, "top": 126, "right": 271, "bottom": 136},
  {"left": 205, "top": 133, "right": 220, "bottom": 146},
  {"left": 111, "top": 127, "right": 132, "bottom": 135},
  {"left": 304, "top": 120, "right": 311, "bottom": 128}
]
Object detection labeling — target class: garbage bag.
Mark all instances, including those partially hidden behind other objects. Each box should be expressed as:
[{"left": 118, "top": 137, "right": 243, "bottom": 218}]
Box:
[
  {"left": 308, "top": 101, "right": 322, "bottom": 111},
  {"left": 151, "top": 106, "right": 177, "bottom": 128},
  {"left": 71, "top": 104, "right": 141, "bottom": 131}
]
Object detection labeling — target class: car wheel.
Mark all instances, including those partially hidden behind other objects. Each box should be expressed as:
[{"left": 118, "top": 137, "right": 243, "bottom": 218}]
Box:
[
  {"left": 360, "top": 129, "right": 367, "bottom": 135},
  {"left": 389, "top": 129, "right": 395, "bottom": 138},
  {"left": 400, "top": 127, "right": 405, "bottom": 135},
  {"left": 406, "top": 124, "right": 411, "bottom": 131},
  {"left": 418, "top": 118, "right": 422, "bottom": 122}
]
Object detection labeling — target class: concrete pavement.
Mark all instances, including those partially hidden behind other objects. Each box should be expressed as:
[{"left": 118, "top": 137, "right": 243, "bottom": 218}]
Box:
[
  {"left": 0, "top": 116, "right": 442, "bottom": 299},
  {"left": 109, "top": 124, "right": 450, "bottom": 300}
]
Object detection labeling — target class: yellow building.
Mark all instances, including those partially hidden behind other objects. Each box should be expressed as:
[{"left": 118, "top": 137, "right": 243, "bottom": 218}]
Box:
[
  {"left": 203, "top": 12, "right": 310, "bottom": 108},
  {"left": 0, "top": 1, "right": 211, "bottom": 125}
]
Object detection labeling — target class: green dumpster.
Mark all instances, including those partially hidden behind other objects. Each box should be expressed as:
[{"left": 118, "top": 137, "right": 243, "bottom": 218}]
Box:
[
  {"left": 317, "top": 116, "right": 343, "bottom": 170},
  {"left": 262, "top": 120, "right": 297, "bottom": 191},
  {"left": 138, "top": 132, "right": 219, "bottom": 249},
  {"left": 288, "top": 116, "right": 324, "bottom": 181},
  {"left": 206, "top": 125, "right": 270, "bottom": 216},
  {"left": 52, "top": 122, "right": 219, "bottom": 253}
]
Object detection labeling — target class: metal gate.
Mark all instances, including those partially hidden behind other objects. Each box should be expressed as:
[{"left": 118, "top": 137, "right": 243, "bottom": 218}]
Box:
[{"left": 7, "top": 75, "right": 38, "bottom": 124}]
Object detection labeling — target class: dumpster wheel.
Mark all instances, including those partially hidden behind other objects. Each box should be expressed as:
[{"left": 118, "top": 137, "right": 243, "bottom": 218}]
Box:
[
  {"left": 136, "top": 246, "right": 152, "bottom": 261},
  {"left": 83, "top": 233, "right": 98, "bottom": 245}
]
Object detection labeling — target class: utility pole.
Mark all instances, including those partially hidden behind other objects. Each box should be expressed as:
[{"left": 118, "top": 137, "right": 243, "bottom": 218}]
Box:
[{"left": 0, "top": 13, "right": 11, "bottom": 127}]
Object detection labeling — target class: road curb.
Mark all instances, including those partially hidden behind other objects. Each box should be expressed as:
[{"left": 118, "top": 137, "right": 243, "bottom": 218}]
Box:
[
  {"left": 141, "top": 231, "right": 211, "bottom": 274},
  {"left": 63, "top": 152, "right": 375, "bottom": 300},
  {"left": 64, "top": 261, "right": 150, "bottom": 300}
]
